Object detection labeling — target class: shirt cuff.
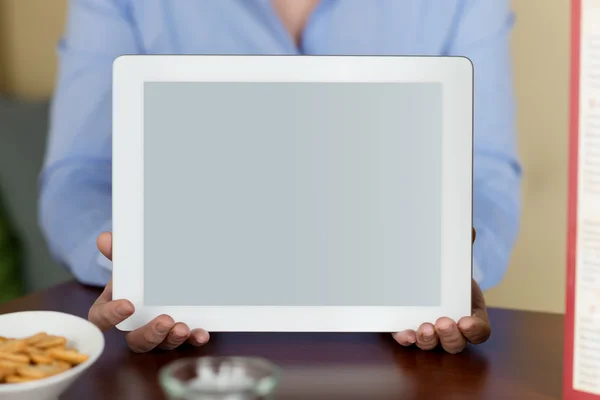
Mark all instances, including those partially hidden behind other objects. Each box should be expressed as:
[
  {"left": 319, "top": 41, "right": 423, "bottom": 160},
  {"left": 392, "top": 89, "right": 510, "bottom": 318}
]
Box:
[
  {"left": 97, "top": 252, "right": 113, "bottom": 272},
  {"left": 67, "top": 219, "right": 113, "bottom": 285}
]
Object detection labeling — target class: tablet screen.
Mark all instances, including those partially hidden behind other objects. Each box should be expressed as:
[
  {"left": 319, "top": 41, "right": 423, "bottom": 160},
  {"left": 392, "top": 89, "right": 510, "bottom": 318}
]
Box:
[{"left": 143, "top": 82, "right": 443, "bottom": 307}]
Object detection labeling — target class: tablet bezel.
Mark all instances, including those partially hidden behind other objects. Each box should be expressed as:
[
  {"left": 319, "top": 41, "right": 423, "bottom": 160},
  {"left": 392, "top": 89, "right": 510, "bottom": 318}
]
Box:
[{"left": 112, "top": 55, "right": 473, "bottom": 332}]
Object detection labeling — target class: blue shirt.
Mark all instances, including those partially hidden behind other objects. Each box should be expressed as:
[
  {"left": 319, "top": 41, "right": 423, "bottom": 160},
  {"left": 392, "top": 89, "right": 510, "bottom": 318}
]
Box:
[{"left": 40, "top": 0, "right": 522, "bottom": 290}]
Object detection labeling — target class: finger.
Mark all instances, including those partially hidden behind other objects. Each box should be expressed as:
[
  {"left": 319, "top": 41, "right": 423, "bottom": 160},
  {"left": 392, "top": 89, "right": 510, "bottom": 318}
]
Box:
[
  {"left": 158, "top": 323, "right": 191, "bottom": 350},
  {"left": 472, "top": 227, "right": 476, "bottom": 243},
  {"left": 470, "top": 278, "right": 489, "bottom": 319},
  {"left": 88, "top": 299, "right": 134, "bottom": 331},
  {"left": 97, "top": 232, "right": 113, "bottom": 261},
  {"left": 125, "top": 315, "right": 175, "bottom": 353},
  {"left": 435, "top": 317, "right": 466, "bottom": 354},
  {"left": 458, "top": 316, "right": 491, "bottom": 344},
  {"left": 415, "top": 323, "right": 438, "bottom": 350},
  {"left": 392, "top": 330, "right": 416, "bottom": 346},
  {"left": 188, "top": 329, "right": 210, "bottom": 347}
]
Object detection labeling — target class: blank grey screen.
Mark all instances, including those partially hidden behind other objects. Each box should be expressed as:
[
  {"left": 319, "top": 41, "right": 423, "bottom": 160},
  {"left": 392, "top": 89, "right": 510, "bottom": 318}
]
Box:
[{"left": 143, "top": 82, "right": 442, "bottom": 306}]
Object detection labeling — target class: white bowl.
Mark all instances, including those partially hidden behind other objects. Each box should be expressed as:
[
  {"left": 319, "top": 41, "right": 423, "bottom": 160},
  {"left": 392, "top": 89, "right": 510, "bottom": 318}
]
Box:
[{"left": 0, "top": 311, "right": 105, "bottom": 400}]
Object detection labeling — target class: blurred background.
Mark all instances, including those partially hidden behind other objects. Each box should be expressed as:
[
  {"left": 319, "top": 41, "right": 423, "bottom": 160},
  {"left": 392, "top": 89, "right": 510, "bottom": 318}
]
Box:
[{"left": 0, "top": 0, "right": 568, "bottom": 313}]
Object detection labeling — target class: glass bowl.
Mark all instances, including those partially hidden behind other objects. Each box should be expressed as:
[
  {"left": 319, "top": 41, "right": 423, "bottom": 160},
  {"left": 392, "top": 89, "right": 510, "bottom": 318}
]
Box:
[{"left": 159, "top": 356, "right": 280, "bottom": 400}]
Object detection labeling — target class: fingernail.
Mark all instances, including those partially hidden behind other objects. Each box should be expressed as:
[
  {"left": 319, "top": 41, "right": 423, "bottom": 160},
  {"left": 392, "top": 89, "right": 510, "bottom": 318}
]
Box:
[
  {"left": 172, "top": 328, "right": 187, "bottom": 339},
  {"left": 116, "top": 304, "right": 132, "bottom": 318},
  {"left": 195, "top": 331, "right": 209, "bottom": 344},
  {"left": 461, "top": 322, "right": 475, "bottom": 334},
  {"left": 395, "top": 330, "right": 414, "bottom": 344},
  {"left": 422, "top": 326, "right": 434, "bottom": 341},
  {"left": 157, "top": 322, "right": 171, "bottom": 334},
  {"left": 439, "top": 324, "right": 454, "bottom": 335}
]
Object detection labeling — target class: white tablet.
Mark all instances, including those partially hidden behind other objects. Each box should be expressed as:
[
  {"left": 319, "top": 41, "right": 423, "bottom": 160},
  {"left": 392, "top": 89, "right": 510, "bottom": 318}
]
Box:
[{"left": 112, "top": 55, "right": 473, "bottom": 332}]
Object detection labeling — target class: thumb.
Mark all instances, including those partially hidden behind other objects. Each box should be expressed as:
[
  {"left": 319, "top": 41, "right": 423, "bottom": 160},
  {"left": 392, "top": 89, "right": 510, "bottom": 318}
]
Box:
[{"left": 97, "top": 232, "right": 113, "bottom": 261}]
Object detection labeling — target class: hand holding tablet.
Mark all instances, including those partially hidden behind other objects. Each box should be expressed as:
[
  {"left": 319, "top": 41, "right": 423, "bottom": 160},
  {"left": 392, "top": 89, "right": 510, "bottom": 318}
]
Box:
[
  {"left": 393, "top": 228, "right": 492, "bottom": 354},
  {"left": 89, "top": 229, "right": 489, "bottom": 354},
  {"left": 88, "top": 233, "right": 209, "bottom": 353}
]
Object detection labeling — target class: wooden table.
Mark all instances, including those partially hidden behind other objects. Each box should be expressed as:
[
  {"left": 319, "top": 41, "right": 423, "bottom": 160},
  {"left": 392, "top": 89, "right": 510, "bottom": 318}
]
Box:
[{"left": 0, "top": 281, "right": 563, "bottom": 399}]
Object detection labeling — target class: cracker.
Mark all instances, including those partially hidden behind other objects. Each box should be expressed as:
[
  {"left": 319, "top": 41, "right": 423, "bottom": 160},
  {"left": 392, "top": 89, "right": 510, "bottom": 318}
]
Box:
[
  {"left": 0, "top": 332, "right": 89, "bottom": 385},
  {"left": 54, "top": 360, "right": 71, "bottom": 372},
  {"left": 48, "top": 348, "right": 89, "bottom": 365},
  {"left": 27, "top": 349, "right": 53, "bottom": 365},
  {"left": 0, "top": 366, "right": 13, "bottom": 382},
  {"left": 24, "top": 332, "right": 47, "bottom": 346},
  {"left": 16, "top": 364, "right": 63, "bottom": 379},
  {"left": 0, "top": 360, "right": 21, "bottom": 375},
  {"left": 0, "top": 340, "right": 26, "bottom": 354},
  {"left": 0, "top": 352, "right": 29, "bottom": 364},
  {"left": 34, "top": 335, "right": 67, "bottom": 350}
]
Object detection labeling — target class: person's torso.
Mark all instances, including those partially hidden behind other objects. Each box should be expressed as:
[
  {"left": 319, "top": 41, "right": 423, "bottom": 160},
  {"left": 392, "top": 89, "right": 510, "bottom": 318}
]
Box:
[{"left": 127, "top": 0, "right": 463, "bottom": 56}]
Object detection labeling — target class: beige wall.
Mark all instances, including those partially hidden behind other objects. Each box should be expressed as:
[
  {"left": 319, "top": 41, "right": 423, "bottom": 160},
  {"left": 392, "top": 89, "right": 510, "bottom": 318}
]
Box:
[
  {"left": 0, "top": 0, "right": 66, "bottom": 99},
  {"left": 0, "top": 0, "right": 571, "bottom": 313},
  {"left": 486, "top": 0, "right": 570, "bottom": 314}
]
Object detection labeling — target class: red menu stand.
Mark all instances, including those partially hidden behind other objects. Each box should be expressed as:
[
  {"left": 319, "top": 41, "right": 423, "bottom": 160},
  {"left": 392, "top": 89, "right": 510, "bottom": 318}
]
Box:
[{"left": 564, "top": 0, "right": 600, "bottom": 398}]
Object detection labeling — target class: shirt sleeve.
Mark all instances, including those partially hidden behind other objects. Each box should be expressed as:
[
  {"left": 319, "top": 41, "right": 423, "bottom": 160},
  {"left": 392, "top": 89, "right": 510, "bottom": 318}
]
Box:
[
  {"left": 39, "top": 0, "right": 139, "bottom": 286},
  {"left": 446, "top": 0, "right": 523, "bottom": 291}
]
